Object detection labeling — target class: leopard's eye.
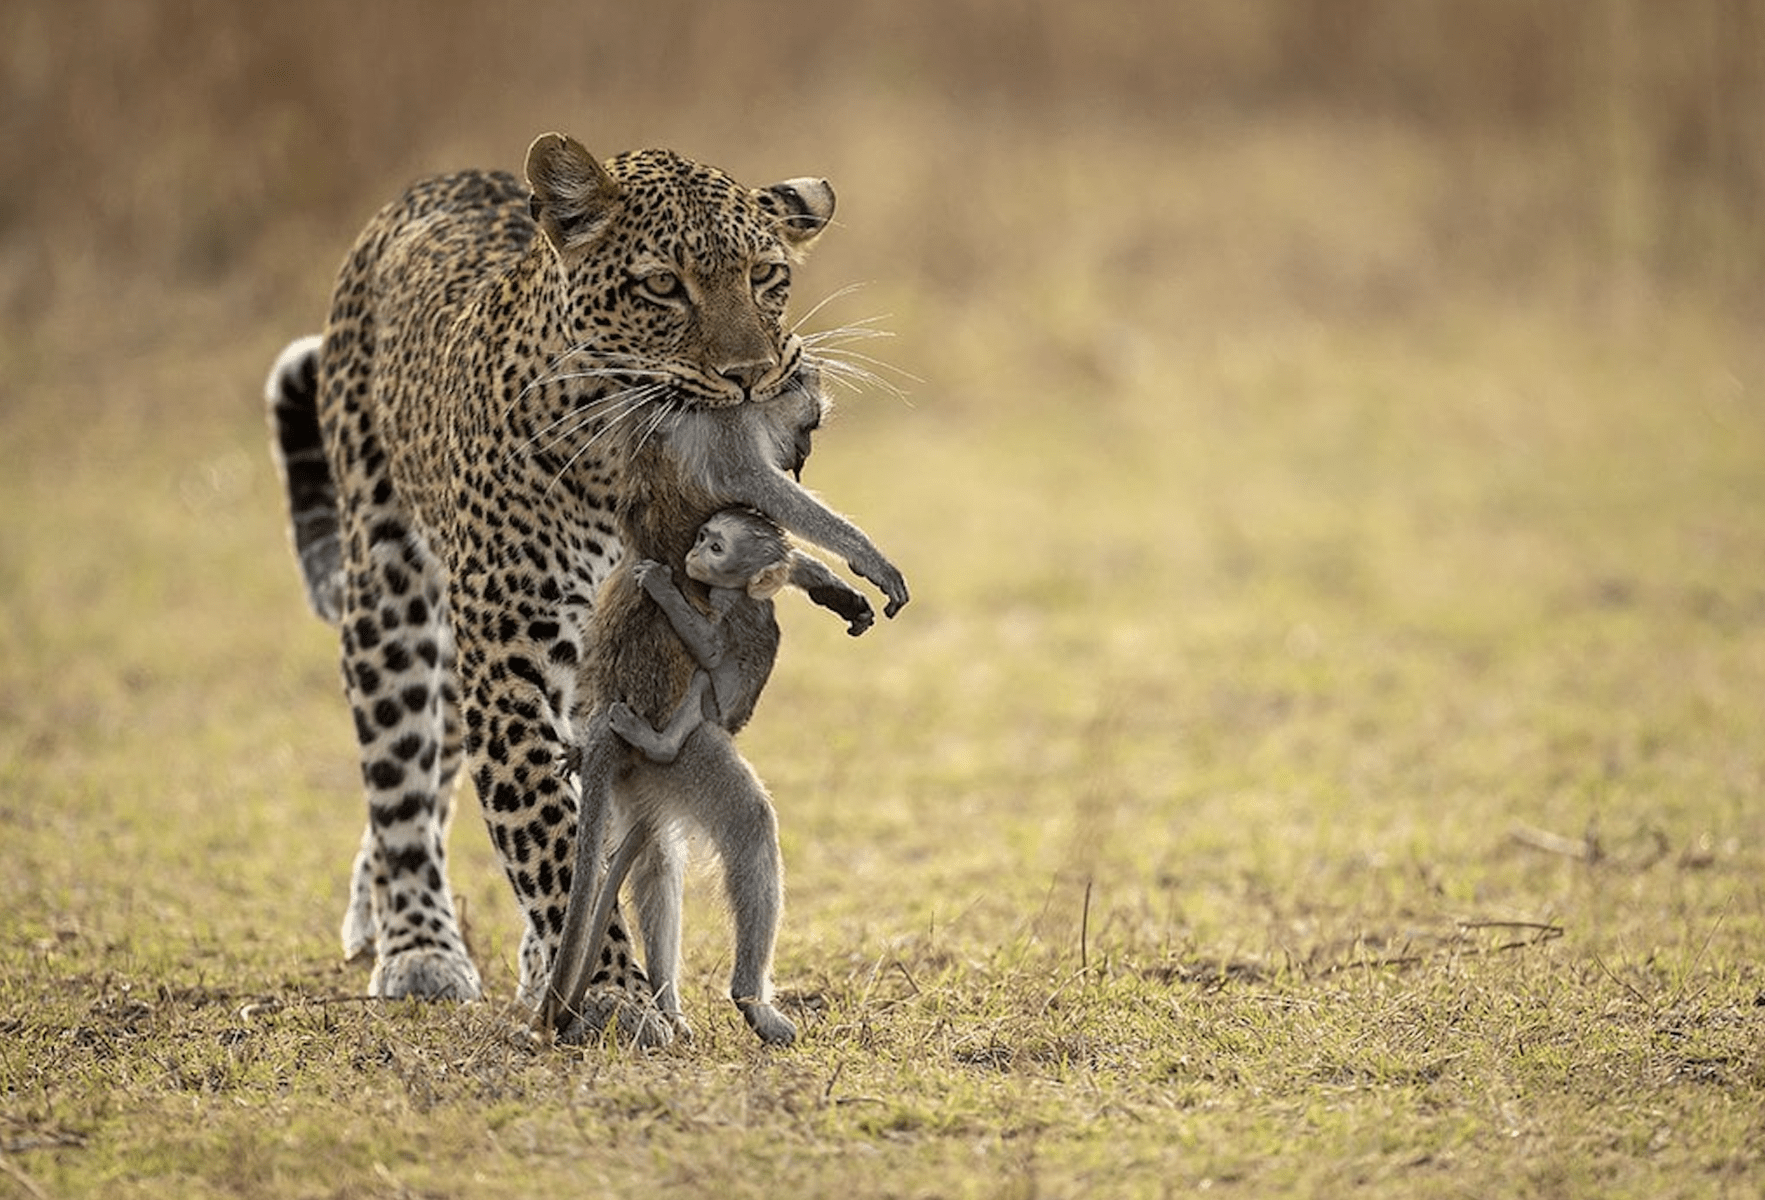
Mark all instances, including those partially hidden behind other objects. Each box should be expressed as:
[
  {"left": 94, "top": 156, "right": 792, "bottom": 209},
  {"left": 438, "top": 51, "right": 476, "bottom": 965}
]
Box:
[
  {"left": 639, "top": 271, "right": 682, "bottom": 301},
  {"left": 750, "top": 261, "right": 789, "bottom": 292}
]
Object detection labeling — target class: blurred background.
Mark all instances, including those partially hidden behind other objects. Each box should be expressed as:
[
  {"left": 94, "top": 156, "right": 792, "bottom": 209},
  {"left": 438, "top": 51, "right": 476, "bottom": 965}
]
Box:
[{"left": 3, "top": 0, "right": 1760, "bottom": 365}]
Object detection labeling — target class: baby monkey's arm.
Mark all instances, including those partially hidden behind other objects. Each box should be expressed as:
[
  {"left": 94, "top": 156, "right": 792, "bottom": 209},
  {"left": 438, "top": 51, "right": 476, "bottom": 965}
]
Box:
[
  {"left": 788, "top": 550, "right": 875, "bottom": 636},
  {"left": 633, "top": 559, "right": 725, "bottom": 669}
]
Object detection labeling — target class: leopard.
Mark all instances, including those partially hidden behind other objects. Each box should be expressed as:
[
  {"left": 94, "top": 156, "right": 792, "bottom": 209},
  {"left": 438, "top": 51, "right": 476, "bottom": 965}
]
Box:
[{"left": 264, "top": 132, "right": 906, "bottom": 1046}]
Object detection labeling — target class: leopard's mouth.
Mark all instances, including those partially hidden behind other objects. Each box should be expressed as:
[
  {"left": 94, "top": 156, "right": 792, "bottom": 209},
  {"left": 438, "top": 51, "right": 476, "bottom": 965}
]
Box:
[
  {"left": 679, "top": 337, "right": 809, "bottom": 410},
  {"left": 670, "top": 372, "right": 790, "bottom": 411}
]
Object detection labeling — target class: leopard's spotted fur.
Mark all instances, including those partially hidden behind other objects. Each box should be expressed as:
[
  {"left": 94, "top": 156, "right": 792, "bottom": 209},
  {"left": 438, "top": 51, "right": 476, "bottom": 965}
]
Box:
[{"left": 267, "top": 135, "right": 840, "bottom": 1045}]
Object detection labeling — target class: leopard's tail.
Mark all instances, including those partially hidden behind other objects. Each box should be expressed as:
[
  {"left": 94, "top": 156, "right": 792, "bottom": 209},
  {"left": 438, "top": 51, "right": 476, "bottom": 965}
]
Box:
[{"left": 265, "top": 334, "right": 344, "bottom": 624}]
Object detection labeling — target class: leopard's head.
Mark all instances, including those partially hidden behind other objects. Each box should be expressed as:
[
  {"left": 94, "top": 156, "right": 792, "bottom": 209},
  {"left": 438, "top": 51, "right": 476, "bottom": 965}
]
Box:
[{"left": 525, "top": 132, "right": 834, "bottom": 410}]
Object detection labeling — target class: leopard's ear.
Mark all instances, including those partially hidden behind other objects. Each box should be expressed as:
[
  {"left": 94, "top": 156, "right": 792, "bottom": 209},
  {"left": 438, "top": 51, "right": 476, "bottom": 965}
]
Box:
[
  {"left": 525, "top": 133, "right": 624, "bottom": 251},
  {"left": 757, "top": 177, "right": 835, "bottom": 260}
]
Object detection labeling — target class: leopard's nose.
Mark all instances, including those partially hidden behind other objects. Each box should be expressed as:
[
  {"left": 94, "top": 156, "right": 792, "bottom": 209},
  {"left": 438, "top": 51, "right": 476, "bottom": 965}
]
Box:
[{"left": 716, "top": 356, "right": 776, "bottom": 395}]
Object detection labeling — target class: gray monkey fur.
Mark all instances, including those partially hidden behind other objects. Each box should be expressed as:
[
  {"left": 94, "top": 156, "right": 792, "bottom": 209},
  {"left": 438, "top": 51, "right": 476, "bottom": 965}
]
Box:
[{"left": 542, "top": 370, "right": 908, "bottom": 1045}]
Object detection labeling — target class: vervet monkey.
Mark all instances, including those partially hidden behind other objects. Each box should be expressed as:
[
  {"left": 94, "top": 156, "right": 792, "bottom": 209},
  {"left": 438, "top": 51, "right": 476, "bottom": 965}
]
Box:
[
  {"left": 557, "top": 509, "right": 866, "bottom": 1044},
  {"left": 543, "top": 381, "right": 908, "bottom": 1045}
]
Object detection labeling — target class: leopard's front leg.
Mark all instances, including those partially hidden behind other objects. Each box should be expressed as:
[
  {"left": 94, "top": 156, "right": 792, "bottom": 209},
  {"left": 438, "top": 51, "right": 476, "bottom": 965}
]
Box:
[{"left": 454, "top": 589, "right": 672, "bottom": 1048}]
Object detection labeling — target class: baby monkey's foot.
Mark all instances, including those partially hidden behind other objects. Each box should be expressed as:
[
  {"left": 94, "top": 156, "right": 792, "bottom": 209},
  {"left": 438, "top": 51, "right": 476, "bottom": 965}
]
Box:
[{"left": 606, "top": 702, "right": 646, "bottom": 744}]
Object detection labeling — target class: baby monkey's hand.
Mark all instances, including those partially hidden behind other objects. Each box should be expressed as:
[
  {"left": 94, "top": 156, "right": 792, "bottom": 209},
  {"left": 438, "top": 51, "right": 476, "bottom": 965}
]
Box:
[{"left": 632, "top": 558, "right": 671, "bottom": 598}]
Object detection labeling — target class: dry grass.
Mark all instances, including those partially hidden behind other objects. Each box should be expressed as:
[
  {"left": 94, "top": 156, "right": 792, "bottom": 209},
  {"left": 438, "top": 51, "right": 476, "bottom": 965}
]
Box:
[{"left": 3, "top": 4, "right": 1764, "bottom": 1197}]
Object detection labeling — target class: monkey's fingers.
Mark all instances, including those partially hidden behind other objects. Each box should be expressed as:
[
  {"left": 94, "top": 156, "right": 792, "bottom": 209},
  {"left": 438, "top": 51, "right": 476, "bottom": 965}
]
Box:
[
  {"left": 881, "top": 575, "right": 909, "bottom": 618},
  {"left": 851, "top": 559, "right": 909, "bottom": 618}
]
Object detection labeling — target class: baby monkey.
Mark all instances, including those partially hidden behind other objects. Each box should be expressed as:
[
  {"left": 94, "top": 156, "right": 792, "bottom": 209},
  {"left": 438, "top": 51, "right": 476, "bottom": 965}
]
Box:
[
  {"left": 608, "top": 508, "right": 868, "bottom": 761},
  {"left": 560, "top": 506, "right": 870, "bottom": 1045}
]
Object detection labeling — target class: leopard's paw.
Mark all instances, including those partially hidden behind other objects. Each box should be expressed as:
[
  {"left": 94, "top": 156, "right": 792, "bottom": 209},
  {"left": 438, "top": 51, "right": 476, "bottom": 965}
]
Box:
[{"left": 369, "top": 947, "right": 482, "bottom": 1002}]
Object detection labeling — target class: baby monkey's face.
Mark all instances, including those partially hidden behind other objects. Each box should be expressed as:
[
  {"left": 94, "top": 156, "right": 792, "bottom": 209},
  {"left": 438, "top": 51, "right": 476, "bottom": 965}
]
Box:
[{"left": 685, "top": 513, "right": 774, "bottom": 590}]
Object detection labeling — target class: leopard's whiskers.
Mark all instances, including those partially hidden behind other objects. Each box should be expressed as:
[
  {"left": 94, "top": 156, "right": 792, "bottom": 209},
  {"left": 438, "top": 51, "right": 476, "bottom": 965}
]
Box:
[
  {"left": 521, "top": 339, "right": 656, "bottom": 394},
  {"left": 506, "top": 335, "right": 677, "bottom": 470},
  {"left": 540, "top": 383, "right": 670, "bottom": 495},
  {"left": 505, "top": 383, "right": 656, "bottom": 469},
  {"left": 627, "top": 393, "right": 680, "bottom": 463},
  {"left": 798, "top": 314, "right": 895, "bottom": 347},
  {"left": 507, "top": 339, "right": 666, "bottom": 438},
  {"left": 790, "top": 281, "right": 873, "bottom": 334},
  {"left": 803, "top": 339, "right": 918, "bottom": 404}
]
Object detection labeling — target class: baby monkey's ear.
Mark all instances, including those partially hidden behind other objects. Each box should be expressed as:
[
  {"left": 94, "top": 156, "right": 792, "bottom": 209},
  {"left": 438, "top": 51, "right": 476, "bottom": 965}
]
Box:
[{"left": 747, "top": 560, "right": 792, "bottom": 600}]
